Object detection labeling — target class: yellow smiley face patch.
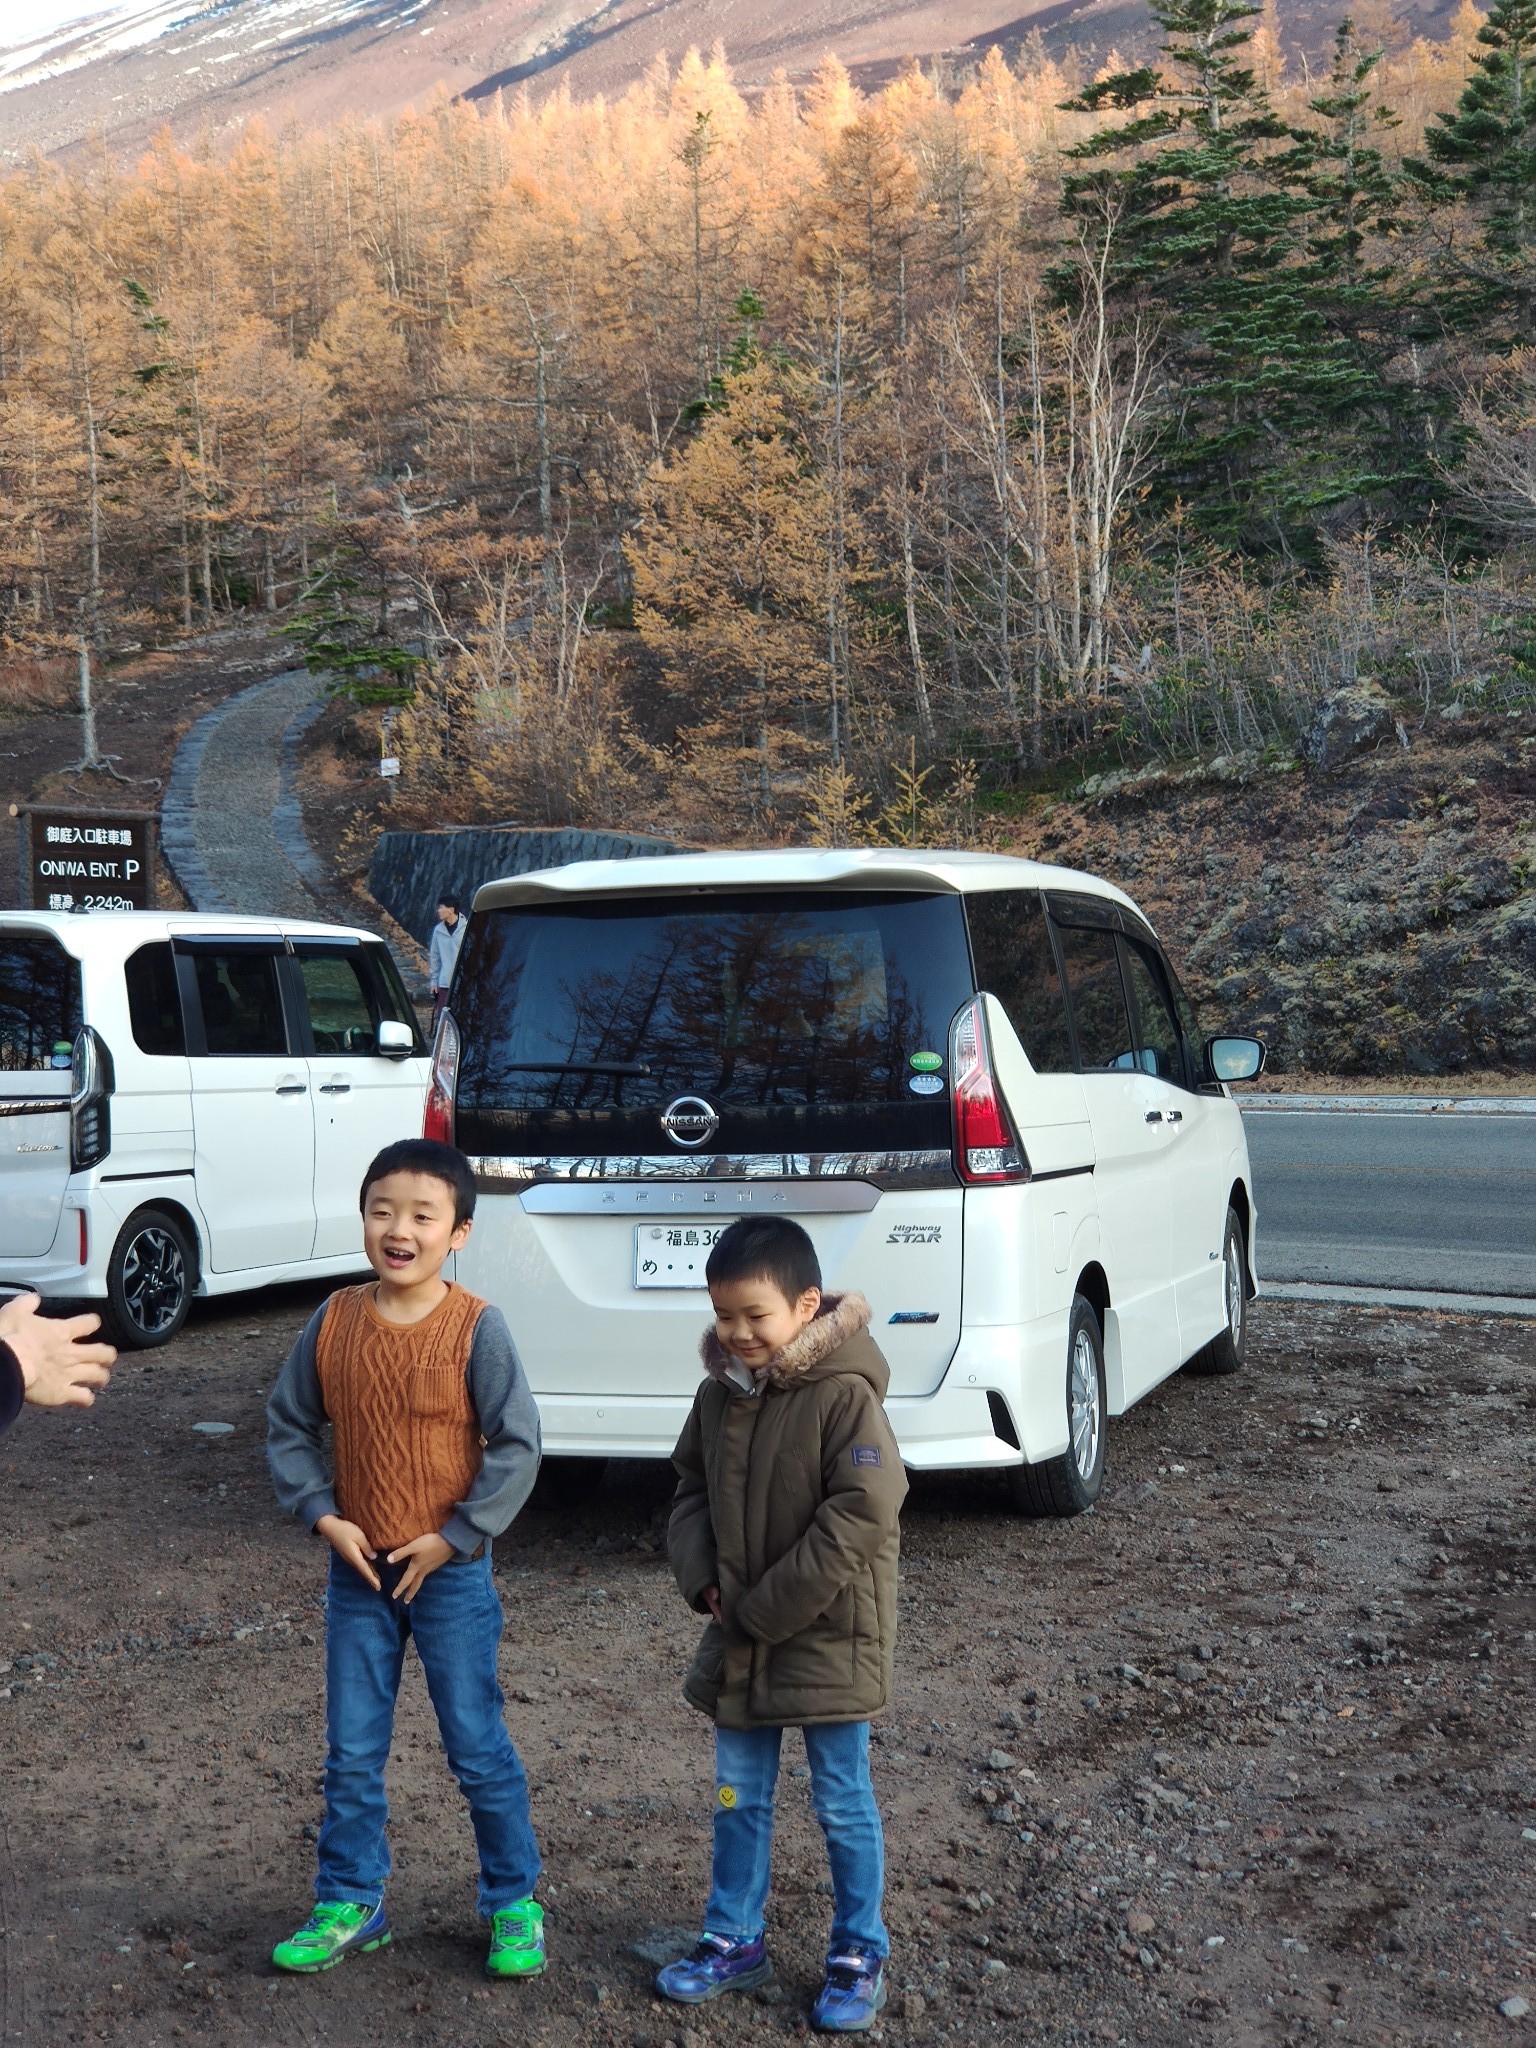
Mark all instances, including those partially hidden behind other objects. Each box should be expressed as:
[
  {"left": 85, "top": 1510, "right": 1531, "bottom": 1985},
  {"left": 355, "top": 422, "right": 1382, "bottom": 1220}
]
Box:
[{"left": 717, "top": 1785, "right": 738, "bottom": 1809}]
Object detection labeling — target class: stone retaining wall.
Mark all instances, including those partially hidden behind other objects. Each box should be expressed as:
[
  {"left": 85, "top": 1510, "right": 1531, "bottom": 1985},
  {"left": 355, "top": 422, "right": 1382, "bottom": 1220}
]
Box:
[{"left": 369, "top": 826, "right": 681, "bottom": 944}]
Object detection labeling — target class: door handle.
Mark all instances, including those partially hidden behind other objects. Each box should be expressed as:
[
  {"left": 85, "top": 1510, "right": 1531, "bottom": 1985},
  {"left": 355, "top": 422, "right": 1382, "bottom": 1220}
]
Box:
[
  {"left": 319, "top": 1082, "right": 352, "bottom": 1095},
  {"left": 275, "top": 1080, "right": 308, "bottom": 1096},
  {"left": 1166, "top": 1109, "right": 1184, "bottom": 1123},
  {"left": 1144, "top": 1109, "right": 1164, "bottom": 1124}
]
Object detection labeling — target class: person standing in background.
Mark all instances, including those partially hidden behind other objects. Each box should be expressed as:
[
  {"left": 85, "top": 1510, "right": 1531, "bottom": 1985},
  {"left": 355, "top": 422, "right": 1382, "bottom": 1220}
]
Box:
[{"left": 429, "top": 898, "right": 465, "bottom": 1013}]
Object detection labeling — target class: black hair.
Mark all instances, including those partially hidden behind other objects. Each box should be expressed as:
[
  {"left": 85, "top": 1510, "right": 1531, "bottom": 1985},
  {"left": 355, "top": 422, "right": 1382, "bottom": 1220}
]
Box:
[
  {"left": 437, "top": 895, "right": 462, "bottom": 915},
  {"left": 359, "top": 1138, "right": 476, "bottom": 1226},
  {"left": 704, "top": 1217, "right": 822, "bottom": 1302}
]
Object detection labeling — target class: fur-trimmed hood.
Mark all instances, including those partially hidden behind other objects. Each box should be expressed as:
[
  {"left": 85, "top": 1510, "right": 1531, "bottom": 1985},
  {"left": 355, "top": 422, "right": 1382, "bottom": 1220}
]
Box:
[{"left": 699, "top": 1290, "right": 880, "bottom": 1392}]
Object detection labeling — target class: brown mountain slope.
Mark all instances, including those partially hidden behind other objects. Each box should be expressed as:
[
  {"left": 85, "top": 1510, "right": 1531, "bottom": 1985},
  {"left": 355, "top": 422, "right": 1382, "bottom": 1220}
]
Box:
[{"left": 0, "top": 0, "right": 1463, "bottom": 164}]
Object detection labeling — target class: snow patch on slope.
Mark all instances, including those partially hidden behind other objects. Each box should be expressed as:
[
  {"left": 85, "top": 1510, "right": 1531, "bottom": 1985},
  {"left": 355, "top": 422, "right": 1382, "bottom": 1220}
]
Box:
[{"left": 0, "top": 0, "right": 425, "bottom": 94}]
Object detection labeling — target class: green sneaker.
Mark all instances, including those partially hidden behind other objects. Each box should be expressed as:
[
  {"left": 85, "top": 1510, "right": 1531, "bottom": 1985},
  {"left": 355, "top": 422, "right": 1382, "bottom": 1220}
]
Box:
[
  {"left": 272, "top": 1900, "right": 390, "bottom": 1973},
  {"left": 486, "top": 1898, "right": 545, "bottom": 1979}
]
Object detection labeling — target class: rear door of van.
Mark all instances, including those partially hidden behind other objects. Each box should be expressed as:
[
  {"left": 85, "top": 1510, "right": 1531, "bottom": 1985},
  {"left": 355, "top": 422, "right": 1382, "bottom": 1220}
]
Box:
[
  {"left": 452, "top": 889, "right": 974, "bottom": 1401},
  {"left": 174, "top": 935, "right": 317, "bottom": 1271},
  {"left": 0, "top": 927, "right": 80, "bottom": 1257},
  {"left": 294, "top": 937, "right": 430, "bottom": 1260}
]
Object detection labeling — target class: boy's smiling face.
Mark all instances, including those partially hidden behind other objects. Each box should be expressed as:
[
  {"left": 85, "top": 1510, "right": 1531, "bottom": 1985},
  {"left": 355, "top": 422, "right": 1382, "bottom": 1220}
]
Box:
[
  {"left": 363, "top": 1169, "right": 471, "bottom": 1292},
  {"left": 709, "top": 1273, "right": 821, "bottom": 1370}
]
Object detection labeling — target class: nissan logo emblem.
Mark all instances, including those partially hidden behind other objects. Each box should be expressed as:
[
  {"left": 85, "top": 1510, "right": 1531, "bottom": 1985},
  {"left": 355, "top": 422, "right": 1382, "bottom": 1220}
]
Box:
[{"left": 661, "top": 1096, "right": 719, "bottom": 1149}]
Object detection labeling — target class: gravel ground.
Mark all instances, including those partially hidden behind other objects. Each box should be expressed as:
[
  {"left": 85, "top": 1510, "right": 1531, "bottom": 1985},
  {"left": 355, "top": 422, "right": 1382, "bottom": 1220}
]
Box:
[{"left": 1, "top": 1290, "right": 1533, "bottom": 2048}]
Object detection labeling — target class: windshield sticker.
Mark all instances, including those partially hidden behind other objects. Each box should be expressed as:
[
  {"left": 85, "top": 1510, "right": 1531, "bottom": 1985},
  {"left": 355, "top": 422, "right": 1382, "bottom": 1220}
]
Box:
[
  {"left": 909, "top": 1050, "right": 943, "bottom": 1072},
  {"left": 908, "top": 1073, "right": 944, "bottom": 1095}
]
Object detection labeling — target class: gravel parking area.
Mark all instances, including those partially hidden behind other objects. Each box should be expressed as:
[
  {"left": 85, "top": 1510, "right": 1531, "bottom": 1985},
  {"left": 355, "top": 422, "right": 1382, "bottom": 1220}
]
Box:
[{"left": 1, "top": 1289, "right": 1532, "bottom": 2047}]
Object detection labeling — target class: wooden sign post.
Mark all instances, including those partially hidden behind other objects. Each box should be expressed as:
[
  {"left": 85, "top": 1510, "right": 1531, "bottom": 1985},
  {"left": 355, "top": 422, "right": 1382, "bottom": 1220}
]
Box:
[{"left": 9, "top": 805, "right": 160, "bottom": 911}]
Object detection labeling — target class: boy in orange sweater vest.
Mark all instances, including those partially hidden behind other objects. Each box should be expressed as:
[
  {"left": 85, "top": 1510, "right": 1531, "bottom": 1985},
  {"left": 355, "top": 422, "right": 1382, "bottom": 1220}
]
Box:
[{"left": 266, "top": 1139, "right": 544, "bottom": 1979}]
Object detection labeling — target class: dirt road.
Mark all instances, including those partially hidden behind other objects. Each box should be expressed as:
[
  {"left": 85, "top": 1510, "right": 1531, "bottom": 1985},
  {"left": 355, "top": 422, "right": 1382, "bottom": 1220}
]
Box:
[{"left": 1, "top": 1290, "right": 1532, "bottom": 2047}]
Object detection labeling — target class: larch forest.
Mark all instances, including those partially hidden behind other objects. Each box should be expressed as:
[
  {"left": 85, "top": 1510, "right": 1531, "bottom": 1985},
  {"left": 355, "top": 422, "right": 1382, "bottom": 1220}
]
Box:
[{"left": 1, "top": 0, "right": 1533, "bottom": 845}]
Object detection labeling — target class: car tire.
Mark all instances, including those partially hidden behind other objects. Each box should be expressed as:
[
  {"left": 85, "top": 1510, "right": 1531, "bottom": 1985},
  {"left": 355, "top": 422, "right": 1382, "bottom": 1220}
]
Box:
[
  {"left": 528, "top": 1456, "right": 609, "bottom": 1509},
  {"left": 1184, "top": 1206, "right": 1247, "bottom": 1377},
  {"left": 104, "top": 1207, "right": 195, "bottom": 1350},
  {"left": 1006, "top": 1293, "right": 1107, "bottom": 1517}
]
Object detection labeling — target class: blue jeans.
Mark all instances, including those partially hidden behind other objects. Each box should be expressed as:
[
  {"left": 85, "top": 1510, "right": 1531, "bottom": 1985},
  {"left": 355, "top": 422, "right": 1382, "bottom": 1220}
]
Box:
[
  {"left": 706, "top": 1722, "right": 888, "bottom": 1958},
  {"left": 316, "top": 1552, "right": 540, "bottom": 1916}
]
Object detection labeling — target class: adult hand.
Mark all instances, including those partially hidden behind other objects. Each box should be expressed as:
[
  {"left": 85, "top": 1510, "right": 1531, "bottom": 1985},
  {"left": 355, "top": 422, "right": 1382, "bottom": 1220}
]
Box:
[
  {"left": 0, "top": 1294, "right": 115, "bottom": 1409},
  {"left": 387, "top": 1532, "right": 454, "bottom": 1603},
  {"left": 316, "top": 1514, "right": 381, "bottom": 1590},
  {"left": 704, "top": 1584, "right": 723, "bottom": 1624}
]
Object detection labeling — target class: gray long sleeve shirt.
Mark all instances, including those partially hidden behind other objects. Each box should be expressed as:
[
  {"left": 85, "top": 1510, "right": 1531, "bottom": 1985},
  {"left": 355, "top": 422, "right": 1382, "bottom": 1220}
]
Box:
[
  {"left": 428, "top": 917, "right": 464, "bottom": 992},
  {"left": 266, "top": 1298, "right": 542, "bottom": 1558}
]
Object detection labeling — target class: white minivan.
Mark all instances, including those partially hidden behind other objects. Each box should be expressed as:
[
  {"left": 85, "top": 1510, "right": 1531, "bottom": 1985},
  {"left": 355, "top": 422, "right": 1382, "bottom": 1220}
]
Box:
[
  {"left": 0, "top": 912, "right": 430, "bottom": 1346},
  {"left": 433, "top": 849, "right": 1265, "bottom": 1514}
]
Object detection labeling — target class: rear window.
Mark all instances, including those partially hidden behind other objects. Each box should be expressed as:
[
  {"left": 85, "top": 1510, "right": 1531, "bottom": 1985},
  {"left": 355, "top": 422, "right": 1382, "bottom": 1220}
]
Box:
[
  {"left": 965, "top": 890, "right": 1075, "bottom": 1073},
  {"left": 125, "top": 943, "right": 186, "bottom": 1056},
  {"left": 453, "top": 890, "right": 974, "bottom": 1159},
  {"left": 191, "top": 950, "right": 288, "bottom": 1057},
  {"left": 0, "top": 930, "right": 82, "bottom": 1071},
  {"left": 1056, "top": 924, "right": 1135, "bottom": 1071}
]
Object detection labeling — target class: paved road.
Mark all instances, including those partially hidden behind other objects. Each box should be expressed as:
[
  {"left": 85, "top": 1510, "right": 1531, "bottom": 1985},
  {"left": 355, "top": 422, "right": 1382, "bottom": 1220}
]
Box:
[
  {"left": 1243, "top": 1104, "right": 1536, "bottom": 1299},
  {"left": 160, "top": 669, "right": 326, "bottom": 915}
]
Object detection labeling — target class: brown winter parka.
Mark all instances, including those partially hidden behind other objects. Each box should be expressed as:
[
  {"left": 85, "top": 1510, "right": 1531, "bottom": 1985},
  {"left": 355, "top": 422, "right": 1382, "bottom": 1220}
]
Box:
[{"left": 668, "top": 1292, "right": 907, "bottom": 1730}]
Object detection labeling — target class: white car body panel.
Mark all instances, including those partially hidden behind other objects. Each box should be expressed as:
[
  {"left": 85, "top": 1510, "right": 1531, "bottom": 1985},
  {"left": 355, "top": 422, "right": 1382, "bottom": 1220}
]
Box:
[{"left": 0, "top": 911, "right": 429, "bottom": 1313}]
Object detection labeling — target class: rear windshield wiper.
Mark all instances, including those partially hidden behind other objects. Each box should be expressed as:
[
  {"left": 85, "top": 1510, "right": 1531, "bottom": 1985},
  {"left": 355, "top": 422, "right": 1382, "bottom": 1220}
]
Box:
[{"left": 500, "top": 1060, "right": 652, "bottom": 1076}]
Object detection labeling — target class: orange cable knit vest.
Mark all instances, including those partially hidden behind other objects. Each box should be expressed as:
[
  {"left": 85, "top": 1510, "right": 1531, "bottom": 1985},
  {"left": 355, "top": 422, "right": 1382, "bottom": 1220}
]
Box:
[{"left": 315, "top": 1282, "right": 486, "bottom": 1550}]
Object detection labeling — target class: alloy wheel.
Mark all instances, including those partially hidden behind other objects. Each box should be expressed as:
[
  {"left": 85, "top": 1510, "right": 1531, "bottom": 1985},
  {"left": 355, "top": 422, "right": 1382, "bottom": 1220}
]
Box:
[
  {"left": 121, "top": 1226, "right": 187, "bottom": 1338},
  {"left": 1068, "top": 1324, "right": 1102, "bottom": 1479},
  {"left": 1225, "top": 1230, "right": 1244, "bottom": 1340}
]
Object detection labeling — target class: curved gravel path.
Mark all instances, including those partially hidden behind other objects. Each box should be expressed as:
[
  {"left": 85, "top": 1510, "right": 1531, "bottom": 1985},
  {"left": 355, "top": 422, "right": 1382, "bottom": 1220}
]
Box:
[{"left": 160, "top": 669, "right": 327, "bottom": 915}]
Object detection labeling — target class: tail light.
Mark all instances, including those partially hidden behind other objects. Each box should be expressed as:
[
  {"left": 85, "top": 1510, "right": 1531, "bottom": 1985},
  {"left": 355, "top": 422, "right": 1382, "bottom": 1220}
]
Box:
[
  {"left": 69, "top": 1027, "right": 114, "bottom": 1172},
  {"left": 949, "top": 997, "right": 1029, "bottom": 1184},
  {"left": 423, "top": 1008, "right": 459, "bottom": 1145}
]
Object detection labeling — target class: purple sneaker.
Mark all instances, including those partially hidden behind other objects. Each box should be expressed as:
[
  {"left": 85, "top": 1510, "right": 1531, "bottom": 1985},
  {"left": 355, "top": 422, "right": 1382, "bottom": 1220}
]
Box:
[
  {"left": 812, "top": 1948, "right": 888, "bottom": 2033},
  {"left": 656, "top": 1932, "right": 773, "bottom": 2003}
]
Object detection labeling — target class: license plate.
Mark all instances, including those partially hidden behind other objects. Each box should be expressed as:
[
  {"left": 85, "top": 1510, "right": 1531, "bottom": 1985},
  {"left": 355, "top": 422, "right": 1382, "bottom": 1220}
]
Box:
[{"left": 633, "top": 1222, "right": 729, "bottom": 1289}]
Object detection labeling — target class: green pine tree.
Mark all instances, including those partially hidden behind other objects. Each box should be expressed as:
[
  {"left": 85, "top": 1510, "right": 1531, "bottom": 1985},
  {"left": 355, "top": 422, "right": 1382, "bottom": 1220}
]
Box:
[
  {"left": 1056, "top": 0, "right": 1396, "bottom": 553},
  {"left": 1273, "top": 21, "right": 1430, "bottom": 516},
  {"left": 282, "top": 563, "right": 423, "bottom": 704},
  {"left": 1289, "top": 19, "right": 1400, "bottom": 289},
  {"left": 1404, "top": 0, "right": 1536, "bottom": 339}
]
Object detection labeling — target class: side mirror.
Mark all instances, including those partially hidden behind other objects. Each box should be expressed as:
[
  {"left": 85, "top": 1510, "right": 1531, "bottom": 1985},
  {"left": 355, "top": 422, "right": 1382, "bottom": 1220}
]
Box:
[
  {"left": 378, "top": 1019, "right": 416, "bottom": 1061},
  {"left": 1205, "top": 1034, "right": 1266, "bottom": 1084}
]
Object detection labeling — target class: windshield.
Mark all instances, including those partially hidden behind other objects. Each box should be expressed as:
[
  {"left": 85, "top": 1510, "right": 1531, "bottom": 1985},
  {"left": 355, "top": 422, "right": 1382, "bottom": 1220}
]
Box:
[
  {"left": 453, "top": 890, "right": 974, "bottom": 1159},
  {"left": 0, "top": 930, "right": 83, "bottom": 1073}
]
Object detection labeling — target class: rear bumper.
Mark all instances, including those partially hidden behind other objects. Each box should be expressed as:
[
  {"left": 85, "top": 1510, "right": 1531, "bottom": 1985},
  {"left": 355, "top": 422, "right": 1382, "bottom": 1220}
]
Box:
[
  {"left": 533, "top": 1319, "right": 1071, "bottom": 1472},
  {"left": 0, "top": 1193, "right": 111, "bottom": 1299}
]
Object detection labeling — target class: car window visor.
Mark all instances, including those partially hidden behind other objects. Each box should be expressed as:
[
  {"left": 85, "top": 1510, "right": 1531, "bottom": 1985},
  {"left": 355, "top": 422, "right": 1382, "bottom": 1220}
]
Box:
[
  {"left": 170, "top": 936, "right": 285, "bottom": 954},
  {"left": 1044, "top": 889, "right": 1157, "bottom": 948}
]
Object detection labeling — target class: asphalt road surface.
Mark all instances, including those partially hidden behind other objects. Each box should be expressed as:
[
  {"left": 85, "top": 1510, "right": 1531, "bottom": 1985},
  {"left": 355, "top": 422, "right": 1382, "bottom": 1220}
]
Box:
[{"left": 1243, "top": 1102, "right": 1536, "bottom": 1299}]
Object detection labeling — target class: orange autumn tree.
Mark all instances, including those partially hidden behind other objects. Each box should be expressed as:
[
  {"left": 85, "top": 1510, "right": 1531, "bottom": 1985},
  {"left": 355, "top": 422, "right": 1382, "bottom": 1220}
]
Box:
[{"left": 629, "top": 345, "right": 831, "bottom": 833}]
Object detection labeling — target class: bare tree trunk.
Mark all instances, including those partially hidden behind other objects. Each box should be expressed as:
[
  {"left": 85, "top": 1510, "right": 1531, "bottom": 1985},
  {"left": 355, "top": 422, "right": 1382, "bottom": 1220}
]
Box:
[
  {"left": 77, "top": 599, "right": 103, "bottom": 769},
  {"left": 825, "top": 275, "right": 848, "bottom": 770},
  {"left": 894, "top": 393, "right": 935, "bottom": 747},
  {"left": 68, "top": 289, "right": 107, "bottom": 661},
  {"left": 191, "top": 373, "right": 214, "bottom": 626},
  {"left": 178, "top": 454, "right": 194, "bottom": 630},
  {"left": 993, "top": 271, "right": 1020, "bottom": 757},
  {"left": 938, "top": 406, "right": 963, "bottom": 707}
]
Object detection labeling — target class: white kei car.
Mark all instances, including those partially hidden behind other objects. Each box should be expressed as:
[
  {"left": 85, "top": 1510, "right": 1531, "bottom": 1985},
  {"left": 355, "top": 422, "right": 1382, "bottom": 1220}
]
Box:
[
  {"left": 0, "top": 912, "right": 429, "bottom": 1346},
  {"left": 431, "top": 849, "right": 1266, "bottom": 1514}
]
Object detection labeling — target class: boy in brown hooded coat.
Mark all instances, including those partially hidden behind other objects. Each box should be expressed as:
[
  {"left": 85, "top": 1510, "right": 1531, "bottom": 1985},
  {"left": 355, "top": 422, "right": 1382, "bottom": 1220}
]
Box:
[{"left": 658, "top": 1217, "right": 907, "bottom": 2035}]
